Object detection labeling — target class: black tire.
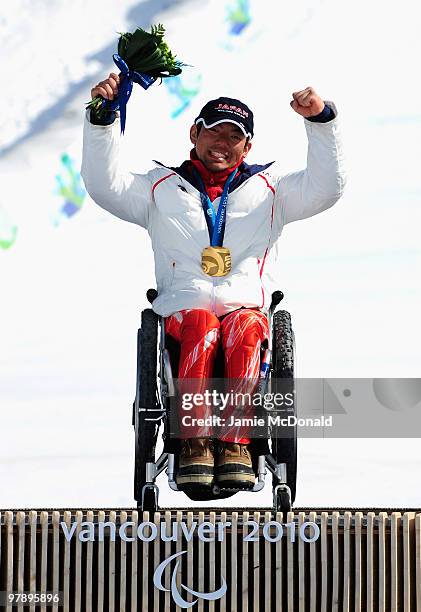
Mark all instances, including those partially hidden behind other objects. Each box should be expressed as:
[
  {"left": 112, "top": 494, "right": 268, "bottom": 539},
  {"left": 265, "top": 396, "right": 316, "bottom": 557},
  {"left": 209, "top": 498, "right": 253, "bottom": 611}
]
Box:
[
  {"left": 274, "top": 487, "right": 292, "bottom": 514},
  {"left": 270, "top": 310, "right": 297, "bottom": 504},
  {"left": 134, "top": 309, "right": 160, "bottom": 504},
  {"left": 141, "top": 485, "right": 158, "bottom": 513}
]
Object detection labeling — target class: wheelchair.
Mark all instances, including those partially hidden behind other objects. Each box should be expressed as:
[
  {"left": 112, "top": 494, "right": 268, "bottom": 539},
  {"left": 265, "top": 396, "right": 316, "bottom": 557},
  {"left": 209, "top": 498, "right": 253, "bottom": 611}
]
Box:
[{"left": 132, "top": 289, "right": 297, "bottom": 513}]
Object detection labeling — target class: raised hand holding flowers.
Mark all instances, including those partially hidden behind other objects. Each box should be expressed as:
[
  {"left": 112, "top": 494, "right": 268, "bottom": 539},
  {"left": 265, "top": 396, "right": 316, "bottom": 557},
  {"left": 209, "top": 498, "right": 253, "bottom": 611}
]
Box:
[{"left": 87, "top": 23, "right": 186, "bottom": 133}]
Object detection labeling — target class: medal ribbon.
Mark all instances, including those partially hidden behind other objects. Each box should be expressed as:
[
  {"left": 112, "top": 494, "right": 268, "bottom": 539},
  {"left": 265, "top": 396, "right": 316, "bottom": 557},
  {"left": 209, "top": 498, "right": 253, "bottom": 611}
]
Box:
[{"left": 193, "top": 168, "right": 238, "bottom": 246}]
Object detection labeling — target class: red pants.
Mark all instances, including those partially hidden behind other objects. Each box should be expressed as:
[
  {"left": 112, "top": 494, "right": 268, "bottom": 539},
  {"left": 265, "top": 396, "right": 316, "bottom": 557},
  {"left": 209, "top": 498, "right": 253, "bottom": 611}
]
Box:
[{"left": 165, "top": 308, "right": 269, "bottom": 443}]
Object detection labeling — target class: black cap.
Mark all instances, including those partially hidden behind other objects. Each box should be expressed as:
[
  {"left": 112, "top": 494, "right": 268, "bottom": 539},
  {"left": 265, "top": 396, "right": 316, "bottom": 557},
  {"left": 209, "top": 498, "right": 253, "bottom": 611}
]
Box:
[{"left": 194, "top": 96, "right": 254, "bottom": 139}]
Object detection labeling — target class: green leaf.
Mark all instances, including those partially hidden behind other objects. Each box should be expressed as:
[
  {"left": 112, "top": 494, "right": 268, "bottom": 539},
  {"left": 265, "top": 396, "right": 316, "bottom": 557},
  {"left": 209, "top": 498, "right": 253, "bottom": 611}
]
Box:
[
  {"left": 150, "top": 23, "right": 165, "bottom": 38},
  {"left": 117, "top": 32, "right": 131, "bottom": 58},
  {"left": 111, "top": 23, "right": 188, "bottom": 80},
  {"left": 124, "top": 27, "right": 152, "bottom": 61}
]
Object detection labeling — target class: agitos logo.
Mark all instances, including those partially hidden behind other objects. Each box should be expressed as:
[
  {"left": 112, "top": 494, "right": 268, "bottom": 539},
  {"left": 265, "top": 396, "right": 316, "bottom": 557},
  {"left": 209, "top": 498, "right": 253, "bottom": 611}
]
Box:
[{"left": 153, "top": 551, "right": 227, "bottom": 608}]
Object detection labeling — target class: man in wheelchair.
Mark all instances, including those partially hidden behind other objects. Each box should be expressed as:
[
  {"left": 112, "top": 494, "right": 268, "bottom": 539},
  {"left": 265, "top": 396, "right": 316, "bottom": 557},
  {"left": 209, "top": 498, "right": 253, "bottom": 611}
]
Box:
[{"left": 82, "top": 78, "right": 346, "bottom": 496}]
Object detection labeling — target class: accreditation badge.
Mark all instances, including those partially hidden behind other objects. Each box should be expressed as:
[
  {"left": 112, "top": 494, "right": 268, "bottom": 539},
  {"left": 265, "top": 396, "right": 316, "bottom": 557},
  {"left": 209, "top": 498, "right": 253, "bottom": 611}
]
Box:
[{"left": 201, "top": 246, "right": 232, "bottom": 277}]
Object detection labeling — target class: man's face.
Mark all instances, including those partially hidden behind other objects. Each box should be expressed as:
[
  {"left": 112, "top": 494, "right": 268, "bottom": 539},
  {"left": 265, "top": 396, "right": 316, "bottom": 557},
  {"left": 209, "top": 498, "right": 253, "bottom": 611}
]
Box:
[{"left": 190, "top": 122, "right": 252, "bottom": 172}]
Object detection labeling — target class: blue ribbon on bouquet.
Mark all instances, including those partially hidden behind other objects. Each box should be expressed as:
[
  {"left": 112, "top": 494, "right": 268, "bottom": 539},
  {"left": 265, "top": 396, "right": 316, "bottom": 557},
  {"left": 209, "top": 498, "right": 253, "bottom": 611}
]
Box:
[{"left": 100, "top": 53, "right": 155, "bottom": 134}]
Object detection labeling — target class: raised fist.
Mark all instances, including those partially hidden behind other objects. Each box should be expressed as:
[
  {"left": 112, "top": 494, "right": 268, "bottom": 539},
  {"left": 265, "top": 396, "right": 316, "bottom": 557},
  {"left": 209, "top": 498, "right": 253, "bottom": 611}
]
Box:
[{"left": 290, "top": 87, "right": 325, "bottom": 118}]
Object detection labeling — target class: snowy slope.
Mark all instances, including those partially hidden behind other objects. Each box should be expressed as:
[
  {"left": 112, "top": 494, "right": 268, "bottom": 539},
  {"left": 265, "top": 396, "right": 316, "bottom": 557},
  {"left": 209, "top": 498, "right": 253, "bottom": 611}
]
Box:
[{"left": 0, "top": 0, "right": 178, "bottom": 152}]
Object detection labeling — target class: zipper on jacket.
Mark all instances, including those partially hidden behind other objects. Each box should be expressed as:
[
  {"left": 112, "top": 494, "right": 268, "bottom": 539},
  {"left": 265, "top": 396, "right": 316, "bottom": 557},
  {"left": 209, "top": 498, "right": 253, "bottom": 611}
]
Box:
[
  {"left": 170, "top": 261, "right": 176, "bottom": 287},
  {"left": 211, "top": 278, "right": 216, "bottom": 314}
]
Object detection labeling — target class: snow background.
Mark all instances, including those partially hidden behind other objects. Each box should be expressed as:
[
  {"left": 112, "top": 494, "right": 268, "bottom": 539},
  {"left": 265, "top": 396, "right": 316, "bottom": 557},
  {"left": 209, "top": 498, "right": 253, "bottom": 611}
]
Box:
[{"left": 1, "top": 0, "right": 420, "bottom": 508}]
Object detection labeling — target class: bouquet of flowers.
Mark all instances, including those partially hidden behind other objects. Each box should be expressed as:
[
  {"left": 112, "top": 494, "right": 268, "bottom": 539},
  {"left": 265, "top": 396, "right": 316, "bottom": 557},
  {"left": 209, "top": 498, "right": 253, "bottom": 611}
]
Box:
[{"left": 86, "top": 24, "right": 186, "bottom": 133}]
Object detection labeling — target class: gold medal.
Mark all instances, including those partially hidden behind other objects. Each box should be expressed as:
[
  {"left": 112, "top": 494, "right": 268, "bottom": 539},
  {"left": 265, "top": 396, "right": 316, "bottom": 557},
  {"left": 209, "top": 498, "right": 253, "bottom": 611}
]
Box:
[{"left": 201, "top": 246, "right": 231, "bottom": 277}]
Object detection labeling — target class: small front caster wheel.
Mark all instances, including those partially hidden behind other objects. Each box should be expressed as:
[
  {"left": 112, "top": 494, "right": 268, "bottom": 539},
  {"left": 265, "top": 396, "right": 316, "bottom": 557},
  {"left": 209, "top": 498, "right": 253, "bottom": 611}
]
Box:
[
  {"left": 273, "top": 484, "right": 292, "bottom": 514},
  {"left": 139, "top": 484, "right": 159, "bottom": 513}
]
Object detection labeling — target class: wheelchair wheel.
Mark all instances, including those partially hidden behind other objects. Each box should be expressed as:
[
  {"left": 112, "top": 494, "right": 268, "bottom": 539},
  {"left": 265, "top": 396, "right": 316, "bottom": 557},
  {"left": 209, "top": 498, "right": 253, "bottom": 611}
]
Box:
[
  {"left": 270, "top": 310, "right": 297, "bottom": 504},
  {"left": 134, "top": 308, "right": 160, "bottom": 508},
  {"left": 274, "top": 485, "right": 292, "bottom": 514}
]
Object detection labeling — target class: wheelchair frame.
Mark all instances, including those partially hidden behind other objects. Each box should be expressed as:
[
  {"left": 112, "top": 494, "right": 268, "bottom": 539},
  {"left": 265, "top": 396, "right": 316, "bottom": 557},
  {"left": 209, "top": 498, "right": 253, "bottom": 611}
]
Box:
[{"left": 133, "top": 290, "right": 297, "bottom": 513}]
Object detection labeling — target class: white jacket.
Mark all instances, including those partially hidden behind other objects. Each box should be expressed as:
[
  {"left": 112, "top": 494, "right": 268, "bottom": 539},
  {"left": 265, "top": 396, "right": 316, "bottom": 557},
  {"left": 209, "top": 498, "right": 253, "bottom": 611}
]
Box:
[{"left": 81, "top": 102, "right": 346, "bottom": 317}]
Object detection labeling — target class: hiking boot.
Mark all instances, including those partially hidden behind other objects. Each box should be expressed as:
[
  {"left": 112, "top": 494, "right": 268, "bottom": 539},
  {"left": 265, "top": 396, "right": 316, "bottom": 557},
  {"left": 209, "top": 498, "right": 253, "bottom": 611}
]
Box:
[
  {"left": 176, "top": 438, "right": 214, "bottom": 487},
  {"left": 215, "top": 442, "right": 255, "bottom": 488}
]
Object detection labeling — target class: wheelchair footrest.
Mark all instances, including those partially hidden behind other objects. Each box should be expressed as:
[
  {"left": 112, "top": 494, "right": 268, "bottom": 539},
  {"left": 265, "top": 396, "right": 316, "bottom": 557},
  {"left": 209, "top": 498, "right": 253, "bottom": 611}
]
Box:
[{"left": 214, "top": 484, "right": 255, "bottom": 493}]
